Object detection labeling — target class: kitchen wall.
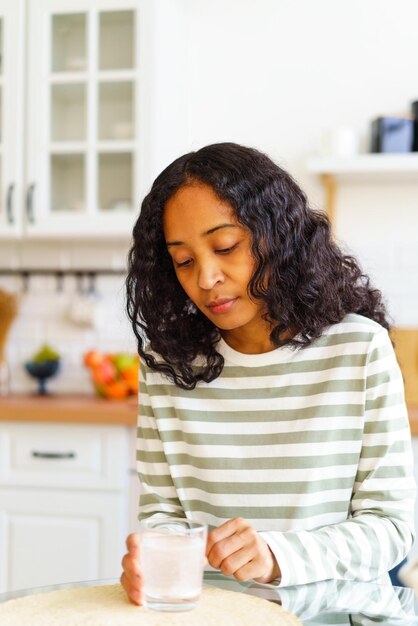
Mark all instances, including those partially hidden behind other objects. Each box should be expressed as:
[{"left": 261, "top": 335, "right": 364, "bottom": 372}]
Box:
[
  {"left": 1, "top": 0, "right": 418, "bottom": 393},
  {"left": 180, "top": 0, "right": 418, "bottom": 327}
]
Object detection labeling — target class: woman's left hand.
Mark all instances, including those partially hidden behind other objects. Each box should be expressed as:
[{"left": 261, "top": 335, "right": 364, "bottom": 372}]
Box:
[{"left": 206, "top": 517, "right": 281, "bottom": 583}]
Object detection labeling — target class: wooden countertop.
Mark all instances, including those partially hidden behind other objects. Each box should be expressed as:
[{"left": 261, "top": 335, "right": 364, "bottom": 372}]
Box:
[
  {"left": 0, "top": 394, "right": 138, "bottom": 426},
  {"left": 1, "top": 395, "right": 418, "bottom": 435},
  {"left": 409, "top": 406, "right": 418, "bottom": 436}
]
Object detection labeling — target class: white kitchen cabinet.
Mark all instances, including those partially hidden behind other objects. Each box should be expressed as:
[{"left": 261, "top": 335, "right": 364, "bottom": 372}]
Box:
[
  {"left": 26, "top": 0, "right": 146, "bottom": 238},
  {"left": 0, "top": 0, "right": 189, "bottom": 240},
  {"left": 0, "top": 421, "right": 132, "bottom": 593},
  {"left": 0, "top": 490, "right": 125, "bottom": 591},
  {"left": 0, "top": 0, "right": 149, "bottom": 239}
]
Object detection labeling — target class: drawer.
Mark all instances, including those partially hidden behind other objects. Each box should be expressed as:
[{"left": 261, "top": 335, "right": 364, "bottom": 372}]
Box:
[{"left": 0, "top": 422, "right": 130, "bottom": 491}]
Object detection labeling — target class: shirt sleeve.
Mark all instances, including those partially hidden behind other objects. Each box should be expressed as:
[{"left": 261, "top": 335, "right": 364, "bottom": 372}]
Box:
[
  {"left": 259, "top": 328, "right": 416, "bottom": 586},
  {"left": 136, "top": 359, "right": 185, "bottom": 521}
]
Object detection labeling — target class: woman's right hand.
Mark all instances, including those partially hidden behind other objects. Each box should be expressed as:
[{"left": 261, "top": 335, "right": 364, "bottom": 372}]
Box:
[{"left": 120, "top": 533, "right": 143, "bottom": 605}]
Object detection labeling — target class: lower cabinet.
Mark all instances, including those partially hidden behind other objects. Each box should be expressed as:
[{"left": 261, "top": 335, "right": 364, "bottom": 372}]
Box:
[
  {"left": 0, "top": 490, "right": 125, "bottom": 590},
  {"left": 0, "top": 421, "right": 136, "bottom": 593}
]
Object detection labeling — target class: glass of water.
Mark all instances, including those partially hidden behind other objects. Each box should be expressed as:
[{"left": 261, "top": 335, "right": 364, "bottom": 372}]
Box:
[{"left": 138, "top": 518, "right": 207, "bottom": 612}]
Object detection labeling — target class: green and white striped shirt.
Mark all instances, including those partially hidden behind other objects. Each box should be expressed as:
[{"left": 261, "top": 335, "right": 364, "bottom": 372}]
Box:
[{"left": 136, "top": 313, "right": 416, "bottom": 586}]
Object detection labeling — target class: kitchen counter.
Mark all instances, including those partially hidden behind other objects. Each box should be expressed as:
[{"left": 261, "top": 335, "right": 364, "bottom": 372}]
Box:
[
  {"left": 1, "top": 394, "right": 417, "bottom": 434},
  {"left": 409, "top": 406, "right": 418, "bottom": 435},
  {"left": 0, "top": 394, "right": 138, "bottom": 425}
]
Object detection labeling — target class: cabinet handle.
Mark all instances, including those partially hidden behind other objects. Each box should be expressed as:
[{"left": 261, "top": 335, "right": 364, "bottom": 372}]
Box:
[
  {"left": 31, "top": 451, "right": 76, "bottom": 460},
  {"left": 26, "top": 183, "right": 36, "bottom": 223},
  {"left": 6, "top": 184, "right": 15, "bottom": 224}
]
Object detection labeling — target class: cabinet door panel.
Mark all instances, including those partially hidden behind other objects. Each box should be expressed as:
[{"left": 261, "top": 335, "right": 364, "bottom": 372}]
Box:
[
  {"left": 0, "top": 0, "right": 24, "bottom": 239},
  {"left": 0, "top": 488, "right": 127, "bottom": 592},
  {"left": 25, "top": 0, "right": 145, "bottom": 238},
  {"left": 8, "top": 514, "right": 99, "bottom": 590}
]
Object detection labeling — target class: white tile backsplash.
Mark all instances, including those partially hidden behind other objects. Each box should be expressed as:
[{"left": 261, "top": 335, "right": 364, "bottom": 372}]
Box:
[
  {"left": 397, "top": 245, "right": 418, "bottom": 271},
  {"left": 343, "top": 242, "right": 418, "bottom": 328},
  {"left": 0, "top": 250, "right": 135, "bottom": 393}
]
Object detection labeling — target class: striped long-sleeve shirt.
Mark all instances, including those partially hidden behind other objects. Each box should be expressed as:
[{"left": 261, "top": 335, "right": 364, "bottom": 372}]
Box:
[{"left": 136, "top": 313, "right": 416, "bottom": 586}]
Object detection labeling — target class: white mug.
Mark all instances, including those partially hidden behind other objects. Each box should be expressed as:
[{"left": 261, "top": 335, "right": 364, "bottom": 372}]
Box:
[{"left": 319, "top": 127, "right": 359, "bottom": 158}]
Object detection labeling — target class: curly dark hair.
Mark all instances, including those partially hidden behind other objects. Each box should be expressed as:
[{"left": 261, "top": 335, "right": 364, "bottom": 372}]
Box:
[{"left": 126, "top": 142, "right": 390, "bottom": 390}]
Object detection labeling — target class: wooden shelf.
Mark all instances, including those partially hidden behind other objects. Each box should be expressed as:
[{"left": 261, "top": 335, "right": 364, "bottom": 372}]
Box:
[
  {"left": 308, "top": 153, "right": 418, "bottom": 177},
  {"left": 307, "top": 153, "right": 418, "bottom": 222},
  {"left": 0, "top": 394, "right": 138, "bottom": 425}
]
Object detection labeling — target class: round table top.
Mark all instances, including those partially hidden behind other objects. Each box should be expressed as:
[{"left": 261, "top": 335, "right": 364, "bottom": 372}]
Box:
[{"left": 0, "top": 570, "right": 417, "bottom": 625}]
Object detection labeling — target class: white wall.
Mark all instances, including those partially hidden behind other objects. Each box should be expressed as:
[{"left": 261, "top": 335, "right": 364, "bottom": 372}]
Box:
[{"left": 179, "top": 0, "right": 418, "bottom": 327}]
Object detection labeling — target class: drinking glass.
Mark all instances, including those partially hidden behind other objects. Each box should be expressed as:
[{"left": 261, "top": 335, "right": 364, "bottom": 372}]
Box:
[{"left": 138, "top": 518, "right": 207, "bottom": 612}]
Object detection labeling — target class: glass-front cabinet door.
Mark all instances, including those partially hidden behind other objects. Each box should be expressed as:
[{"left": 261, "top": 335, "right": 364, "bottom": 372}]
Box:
[
  {"left": 0, "top": 0, "right": 24, "bottom": 239},
  {"left": 26, "top": 0, "right": 143, "bottom": 237}
]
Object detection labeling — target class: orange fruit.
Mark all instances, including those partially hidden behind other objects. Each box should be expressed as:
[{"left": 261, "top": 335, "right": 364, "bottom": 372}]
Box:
[
  {"left": 91, "top": 360, "right": 117, "bottom": 385},
  {"left": 125, "top": 379, "right": 138, "bottom": 395},
  {"left": 84, "top": 350, "right": 104, "bottom": 368},
  {"left": 104, "top": 380, "right": 129, "bottom": 400},
  {"left": 120, "top": 364, "right": 138, "bottom": 381}
]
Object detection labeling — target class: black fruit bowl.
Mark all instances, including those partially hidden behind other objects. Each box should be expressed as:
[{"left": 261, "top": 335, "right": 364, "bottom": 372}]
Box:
[{"left": 24, "top": 360, "right": 60, "bottom": 395}]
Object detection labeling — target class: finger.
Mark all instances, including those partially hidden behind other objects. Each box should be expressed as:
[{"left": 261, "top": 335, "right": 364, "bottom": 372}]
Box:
[
  {"left": 120, "top": 571, "right": 143, "bottom": 606},
  {"left": 207, "top": 531, "right": 246, "bottom": 569},
  {"left": 218, "top": 545, "right": 255, "bottom": 578},
  {"left": 232, "top": 557, "right": 268, "bottom": 583},
  {"left": 121, "top": 552, "right": 142, "bottom": 581},
  {"left": 206, "top": 518, "right": 248, "bottom": 554},
  {"left": 126, "top": 533, "right": 140, "bottom": 558}
]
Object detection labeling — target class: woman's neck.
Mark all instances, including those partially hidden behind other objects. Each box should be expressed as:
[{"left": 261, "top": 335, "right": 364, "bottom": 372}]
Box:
[{"left": 220, "top": 328, "right": 276, "bottom": 355}]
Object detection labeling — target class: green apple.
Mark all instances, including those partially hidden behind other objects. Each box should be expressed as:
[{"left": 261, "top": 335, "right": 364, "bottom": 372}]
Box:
[
  {"left": 113, "top": 352, "right": 137, "bottom": 374},
  {"left": 32, "top": 343, "right": 60, "bottom": 364}
]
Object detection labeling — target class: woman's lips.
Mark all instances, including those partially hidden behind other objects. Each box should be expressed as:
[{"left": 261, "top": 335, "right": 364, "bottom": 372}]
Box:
[{"left": 207, "top": 298, "right": 238, "bottom": 314}]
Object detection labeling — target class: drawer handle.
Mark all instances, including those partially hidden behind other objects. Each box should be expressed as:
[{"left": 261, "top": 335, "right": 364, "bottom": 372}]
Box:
[
  {"left": 6, "top": 183, "right": 15, "bottom": 224},
  {"left": 31, "top": 451, "right": 76, "bottom": 460},
  {"left": 26, "top": 183, "right": 36, "bottom": 224}
]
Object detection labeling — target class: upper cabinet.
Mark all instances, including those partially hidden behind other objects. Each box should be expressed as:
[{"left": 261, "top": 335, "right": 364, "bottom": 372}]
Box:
[{"left": 0, "top": 0, "right": 163, "bottom": 240}]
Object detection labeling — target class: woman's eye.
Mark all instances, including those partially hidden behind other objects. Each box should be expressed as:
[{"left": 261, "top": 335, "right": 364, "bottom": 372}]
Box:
[
  {"left": 174, "top": 243, "right": 238, "bottom": 268},
  {"left": 216, "top": 244, "right": 238, "bottom": 254}
]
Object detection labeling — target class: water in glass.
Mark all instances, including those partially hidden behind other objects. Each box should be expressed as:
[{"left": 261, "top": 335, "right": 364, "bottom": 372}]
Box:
[{"left": 139, "top": 519, "right": 207, "bottom": 612}]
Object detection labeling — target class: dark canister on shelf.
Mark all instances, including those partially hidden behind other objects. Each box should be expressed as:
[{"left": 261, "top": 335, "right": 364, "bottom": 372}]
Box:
[
  {"left": 411, "top": 101, "right": 418, "bottom": 151},
  {"left": 371, "top": 116, "right": 414, "bottom": 153}
]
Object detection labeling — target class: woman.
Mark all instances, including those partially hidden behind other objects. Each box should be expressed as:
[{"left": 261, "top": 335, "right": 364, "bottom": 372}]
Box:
[{"left": 121, "top": 142, "right": 415, "bottom": 605}]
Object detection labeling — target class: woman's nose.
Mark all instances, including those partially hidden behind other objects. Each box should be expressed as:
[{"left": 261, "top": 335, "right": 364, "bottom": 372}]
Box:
[{"left": 197, "top": 262, "right": 224, "bottom": 290}]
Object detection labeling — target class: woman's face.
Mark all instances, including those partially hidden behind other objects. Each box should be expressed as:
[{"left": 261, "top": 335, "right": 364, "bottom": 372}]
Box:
[{"left": 163, "top": 183, "right": 271, "bottom": 351}]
